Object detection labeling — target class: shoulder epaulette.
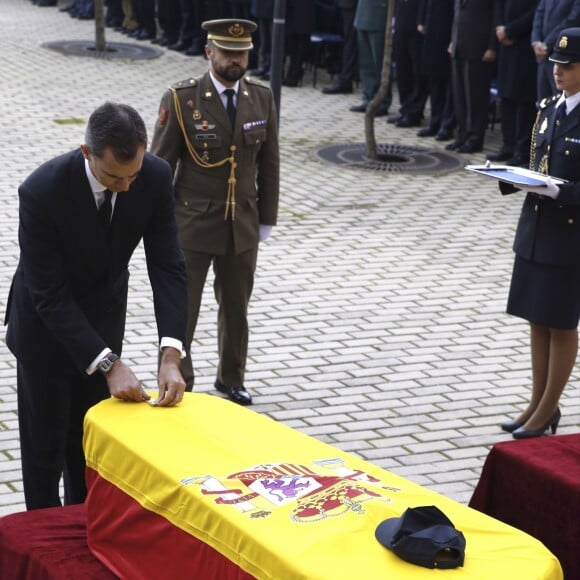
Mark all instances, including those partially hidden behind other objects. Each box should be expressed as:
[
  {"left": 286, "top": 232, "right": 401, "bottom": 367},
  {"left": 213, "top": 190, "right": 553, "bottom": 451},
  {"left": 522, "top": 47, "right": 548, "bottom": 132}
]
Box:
[
  {"left": 171, "top": 78, "right": 198, "bottom": 90},
  {"left": 539, "top": 94, "right": 559, "bottom": 109},
  {"left": 244, "top": 75, "right": 266, "bottom": 87}
]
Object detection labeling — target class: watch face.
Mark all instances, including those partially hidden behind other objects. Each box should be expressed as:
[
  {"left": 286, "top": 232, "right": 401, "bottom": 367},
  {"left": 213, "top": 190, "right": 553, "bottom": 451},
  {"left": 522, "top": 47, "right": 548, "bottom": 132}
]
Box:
[{"left": 98, "top": 354, "right": 119, "bottom": 374}]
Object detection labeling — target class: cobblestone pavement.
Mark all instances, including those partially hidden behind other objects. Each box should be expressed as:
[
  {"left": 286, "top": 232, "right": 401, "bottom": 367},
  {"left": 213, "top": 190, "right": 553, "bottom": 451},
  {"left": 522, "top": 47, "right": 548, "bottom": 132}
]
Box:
[{"left": 0, "top": 1, "right": 578, "bottom": 516}]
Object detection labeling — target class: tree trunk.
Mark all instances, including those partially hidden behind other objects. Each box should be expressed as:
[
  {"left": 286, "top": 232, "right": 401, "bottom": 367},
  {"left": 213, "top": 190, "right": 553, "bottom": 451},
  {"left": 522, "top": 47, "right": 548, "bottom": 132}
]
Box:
[
  {"left": 95, "top": 0, "right": 106, "bottom": 53},
  {"left": 364, "top": 1, "right": 396, "bottom": 159}
]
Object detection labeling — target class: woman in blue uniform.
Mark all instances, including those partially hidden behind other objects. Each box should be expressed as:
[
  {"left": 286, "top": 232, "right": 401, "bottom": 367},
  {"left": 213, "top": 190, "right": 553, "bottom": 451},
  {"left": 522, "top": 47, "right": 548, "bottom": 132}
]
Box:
[{"left": 500, "top": 28, "right": 580, "bottom": 438}]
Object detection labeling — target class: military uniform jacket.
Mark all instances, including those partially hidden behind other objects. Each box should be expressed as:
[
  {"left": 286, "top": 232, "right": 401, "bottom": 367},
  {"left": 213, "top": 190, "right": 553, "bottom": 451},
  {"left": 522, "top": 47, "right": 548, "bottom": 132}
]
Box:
[
  {"left": 505, "top": 96, "right": 580, "bottom": 265},
  {"left": 150, "top": 73, "right": 280, "bottom": 256}
]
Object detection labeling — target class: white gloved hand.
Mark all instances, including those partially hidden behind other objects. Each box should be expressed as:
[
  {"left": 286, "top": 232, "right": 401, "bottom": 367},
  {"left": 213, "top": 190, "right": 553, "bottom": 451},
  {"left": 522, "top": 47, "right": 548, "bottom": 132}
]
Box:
[
  {"left": 526, "top": 176, "right": 560, "bottom": 199},
  {"left": 259, "top": 224, "right": 273, "bottom": 242}
]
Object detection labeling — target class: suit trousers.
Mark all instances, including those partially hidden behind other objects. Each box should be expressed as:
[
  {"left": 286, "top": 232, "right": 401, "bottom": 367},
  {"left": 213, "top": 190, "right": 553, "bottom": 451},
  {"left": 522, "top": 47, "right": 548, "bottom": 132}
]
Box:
[
  {"left": 451, "top": 56, "right": 493, "bottom": 146},
  {"left": 181, "top": 241, "right": 258, "bottom": 390},
  {"left": 17, "top": 362, "right": 109, "bottom": 510}
]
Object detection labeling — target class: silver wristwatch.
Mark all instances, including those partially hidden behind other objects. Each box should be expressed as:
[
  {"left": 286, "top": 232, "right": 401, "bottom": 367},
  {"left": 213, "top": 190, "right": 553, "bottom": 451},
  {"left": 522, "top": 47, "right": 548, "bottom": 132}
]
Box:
[{"left": 97, "top": 353, "right": 120, "bottom": 375}]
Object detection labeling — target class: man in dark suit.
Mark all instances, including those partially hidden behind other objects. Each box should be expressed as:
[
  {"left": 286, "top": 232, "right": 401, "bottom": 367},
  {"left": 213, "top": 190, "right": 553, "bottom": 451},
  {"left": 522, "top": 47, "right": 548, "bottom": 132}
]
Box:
[
  {"left": 487, "top": 0, "right": 539, "bottom": 166},
  {"left": 151, "top": 19, "right": 280, "bottom": 406},
  {"left": 531, "top": 0, "right": 580, "bottom": 101},
  {"left": 4, "top": 102, "right": 188, "bottom": 510},
  {"left": 446, "top": 0, "right": 497, "bottom": 154}
]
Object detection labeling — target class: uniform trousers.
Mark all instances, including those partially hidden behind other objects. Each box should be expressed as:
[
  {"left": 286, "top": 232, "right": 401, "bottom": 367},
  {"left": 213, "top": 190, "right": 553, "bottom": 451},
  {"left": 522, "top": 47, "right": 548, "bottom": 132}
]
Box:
[
  {"left": 181, "top": 241, "right": 258, "bottom": 390},
  {"left": 356, "top": 28, "right": 390, "bottom": 107},
  {"left": 17, "top": 362, "right": 109, "bottom": 510}
]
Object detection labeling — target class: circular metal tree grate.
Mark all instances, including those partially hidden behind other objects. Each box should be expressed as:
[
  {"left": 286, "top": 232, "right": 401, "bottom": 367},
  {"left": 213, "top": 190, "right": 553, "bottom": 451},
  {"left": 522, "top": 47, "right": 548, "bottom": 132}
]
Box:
[
  {"left": 42, "top": 40, "right": 163, "bottom": 60},
  {"left": 314, "top": 143, "right": 465, "bottom": 174}
]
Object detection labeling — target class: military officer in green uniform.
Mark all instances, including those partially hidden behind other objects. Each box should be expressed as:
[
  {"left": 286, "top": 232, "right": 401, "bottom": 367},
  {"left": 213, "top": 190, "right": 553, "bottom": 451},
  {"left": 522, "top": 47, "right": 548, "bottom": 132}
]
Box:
[{"left": 151, "top": 19, "right": 280, "bottom": 405}]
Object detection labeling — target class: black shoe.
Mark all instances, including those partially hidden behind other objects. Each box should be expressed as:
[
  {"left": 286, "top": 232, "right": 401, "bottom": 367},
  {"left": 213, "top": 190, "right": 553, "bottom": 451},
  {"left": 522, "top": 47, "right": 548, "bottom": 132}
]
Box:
[
  {"left": 184, "top": 46, "right": 203, "bottom": 56},
  {"left": 36, "top": 0, "right": 56, "bottom": 5},
  {"left": 417, "top": 127, "right": 438, "bottom": 137},
  {"left": 136, "top": 30, "right": 155, "bottom": 41},
  {"left": 59, "top": 3, "right": 74, "bottom": 11},
  {"left": 375, "top": 104, "right": 390, "bottom": 117},
  {"left": 349, "top": 102, "right": 369, "bottom": 113},
  {"left": 445, "top": 140, "right": 464, "bottom": 151},
  {"left": 435, "top": 129, "right": 453, "bottom": 141},
  {"left": 322, "top": 82, "right": 353, "bottom": 95},
  {"left": 487, "top": 149, "right": 514, "bottom": 162},
  {"left": 168, "top": 41, "right": 189, "bottom": 52},
  {"left": 387, "top": 114, "right": 402, "bottom": 124},
  {"left": 395, "top": 115, "right": 421, "bottom": 128},
  {"left": 214, "top": 380, "right": 253, "bottom": 406},
  {"left": 457, "top": 141, "right": 483, "bottom": 154}
]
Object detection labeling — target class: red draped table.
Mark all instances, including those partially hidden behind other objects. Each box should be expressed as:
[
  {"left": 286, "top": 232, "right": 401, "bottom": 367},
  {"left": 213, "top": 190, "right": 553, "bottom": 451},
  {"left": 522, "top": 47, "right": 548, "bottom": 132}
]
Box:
[
  {"left": 0, "top": 503, "right": 116, "bottom": 579},
  {"left": 469, "top": 434, "right": 580, "bottom": 580}
]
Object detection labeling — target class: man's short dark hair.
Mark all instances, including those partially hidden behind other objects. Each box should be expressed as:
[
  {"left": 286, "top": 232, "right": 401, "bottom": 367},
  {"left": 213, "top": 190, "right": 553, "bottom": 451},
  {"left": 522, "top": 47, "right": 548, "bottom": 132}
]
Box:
[{"left": 85, "top": 102, "right": 147, "bottom": 162}]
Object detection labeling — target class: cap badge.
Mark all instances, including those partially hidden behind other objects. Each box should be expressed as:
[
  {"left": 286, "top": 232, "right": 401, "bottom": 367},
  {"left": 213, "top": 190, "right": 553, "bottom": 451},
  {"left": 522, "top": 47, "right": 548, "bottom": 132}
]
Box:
[
  {"left": 560, "top": 36, "right": 569, "bottom": 49},
  {"left": 229, "top": 23, "right": 244, "bottom": 37}
]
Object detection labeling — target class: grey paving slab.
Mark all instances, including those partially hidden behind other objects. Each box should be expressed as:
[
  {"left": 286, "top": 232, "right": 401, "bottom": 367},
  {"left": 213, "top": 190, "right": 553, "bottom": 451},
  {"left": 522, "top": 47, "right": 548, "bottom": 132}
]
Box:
[{"left": 0, "top": 0, "right": 579, "bottom": 519}]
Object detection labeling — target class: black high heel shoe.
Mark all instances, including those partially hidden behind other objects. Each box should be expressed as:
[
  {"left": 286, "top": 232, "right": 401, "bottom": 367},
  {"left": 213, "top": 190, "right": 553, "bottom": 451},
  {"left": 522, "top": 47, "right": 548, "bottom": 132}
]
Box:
[
  {"left": 512, "top": 408, "right": 561, "bottom": 439},
  {"left": 500, "top": 419, "right": 524, "bottom": 433}
]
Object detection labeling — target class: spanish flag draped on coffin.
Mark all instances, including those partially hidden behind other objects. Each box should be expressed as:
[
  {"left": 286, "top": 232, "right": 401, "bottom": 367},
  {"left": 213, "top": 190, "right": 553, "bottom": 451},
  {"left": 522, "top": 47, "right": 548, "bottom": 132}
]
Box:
[{"left": 83, "top": 393, "right": 562, "bottom": 580}]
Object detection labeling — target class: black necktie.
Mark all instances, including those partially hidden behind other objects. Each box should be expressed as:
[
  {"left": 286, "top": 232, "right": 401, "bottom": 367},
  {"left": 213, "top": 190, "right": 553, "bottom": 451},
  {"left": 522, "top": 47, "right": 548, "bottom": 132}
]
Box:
[
  {"left": 224, "top": 88, "right": 236, "bottom": 127},
  {"left": 99, "top": 189, "right": 113, "bottom": 231},
  {"left": 555, "top": 101, "right": 567, "bottom": 127}
]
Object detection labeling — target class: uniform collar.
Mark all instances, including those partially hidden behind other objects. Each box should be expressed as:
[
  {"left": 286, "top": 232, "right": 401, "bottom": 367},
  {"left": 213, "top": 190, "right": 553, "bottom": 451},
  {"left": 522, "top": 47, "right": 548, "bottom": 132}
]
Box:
[{"left": 209, "top": 71, "right": 240, "bottom": 96}]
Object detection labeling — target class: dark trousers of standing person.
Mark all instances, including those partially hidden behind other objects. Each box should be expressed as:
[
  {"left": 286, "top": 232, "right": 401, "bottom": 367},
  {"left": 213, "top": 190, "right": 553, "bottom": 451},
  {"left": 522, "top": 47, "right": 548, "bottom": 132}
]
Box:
[
  {"left": 179, "top": 245, "right": 258, "bottom": 392},
  {"left": 105, "top": 0, "right": 124, "bottom": 26},
  {"left": 427, "top": 77, "right": 455, "bottom": 134},
  {"left": 256, "top": 17, "right": 273, "bottom": 76},
  {"left": 230, "top": 2, "right": 251, "bottom": 18},
  {"left": 499, "top": 98, "right": 536, "bottom": 165},
  {"left": 173, "top": 0, "right": 205, "bottom": 52},
  {"left": 284, "top": 34, "right": 311, "bottom": 86},
  {"left": 338, "top": 5, "right": 357, "bottom": 88},
  {"left": 394, "top": 32, "right": 428, "bottom": 121},
  {"left": 17, "top": 363, "right": 109, "bottom": 510},
  {"left": 451, "top": 57, "right": 493, "bottom": 148},
  {"left": 357, "top": 29, "right": 391, "bottom": 109},
  {"left": 133, "top": 0, "right": 156, "bottom": 37},
  {"left": 206, "top": 0, "right": 228, "bottom": 19},
  {"left": 156, "top": 0, "right": 180, "bottom": 45}
]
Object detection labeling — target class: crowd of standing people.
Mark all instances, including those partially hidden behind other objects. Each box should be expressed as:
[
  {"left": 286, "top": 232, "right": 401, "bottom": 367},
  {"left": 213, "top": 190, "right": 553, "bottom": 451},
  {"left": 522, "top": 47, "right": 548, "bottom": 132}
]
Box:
[{"left": 29, "top": 0, "right": 580, "bottom": 162}]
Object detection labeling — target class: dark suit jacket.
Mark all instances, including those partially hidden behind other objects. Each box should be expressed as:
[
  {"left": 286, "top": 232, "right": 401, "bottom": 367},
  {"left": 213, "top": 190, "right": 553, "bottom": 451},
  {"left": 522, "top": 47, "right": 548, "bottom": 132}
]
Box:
[
  {"left": 531, "top": 0, "right": 580, "bottom": 50},
  {"left": 150, "top": 73, "right": 280, "bottom": 256},
  {"left": 502, "top": 97, "right": 580, "bottom": 265},
  {"left": 451, "top": 0, "right": 498, "bottom": 60},
  {"left": 494, "top": 0, "right": 538, "bottom": 100},
  {"left": 4, "top": 150, "right": 187, "bottom": 373}
]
